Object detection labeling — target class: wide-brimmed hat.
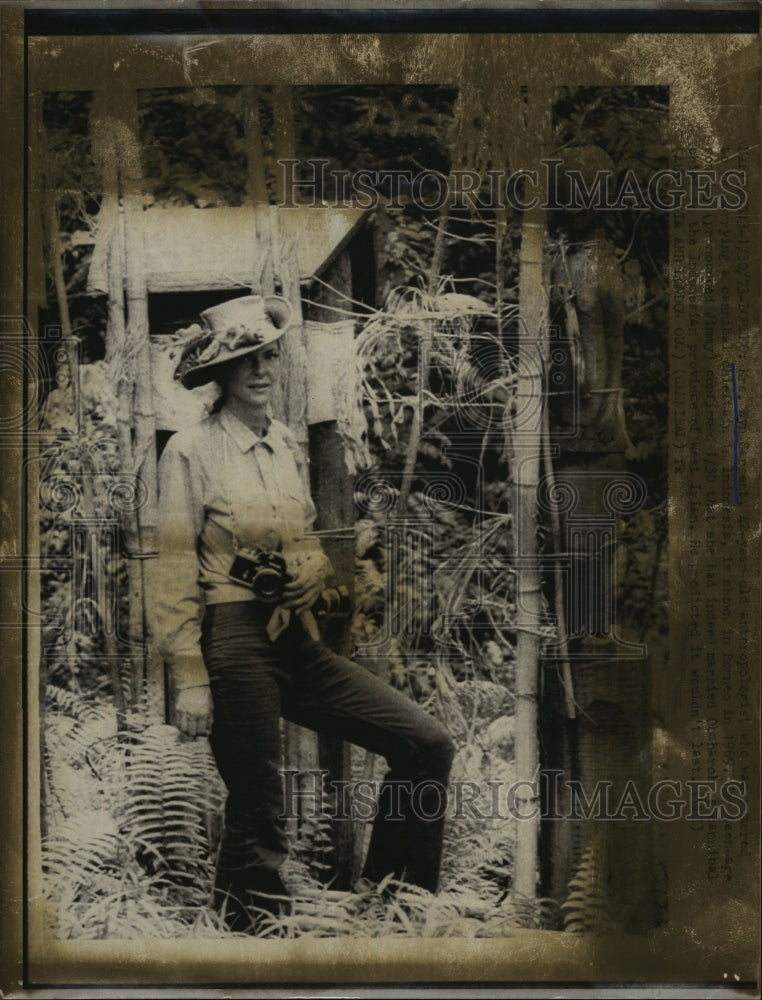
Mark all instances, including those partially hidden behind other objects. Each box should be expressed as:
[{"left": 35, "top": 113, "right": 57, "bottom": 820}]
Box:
[{"left": 173, "top": 294, "right": 292, "bottom": 389}]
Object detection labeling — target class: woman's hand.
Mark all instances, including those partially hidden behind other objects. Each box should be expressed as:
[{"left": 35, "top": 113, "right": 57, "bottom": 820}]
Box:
[
  {"left": 175, "top": 685, "right": 213, "bottom": 738},
  {"left": 281, "top": 555, "right": 325, "bottom": 614}
]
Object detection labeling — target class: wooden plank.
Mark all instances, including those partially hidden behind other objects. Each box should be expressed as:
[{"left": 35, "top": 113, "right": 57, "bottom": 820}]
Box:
[
  {"left": 85, "top": 206, "right": 367, "bottom": 294},
  {"left": 304, "top": 319, "right": 356, "bottom": 425}
]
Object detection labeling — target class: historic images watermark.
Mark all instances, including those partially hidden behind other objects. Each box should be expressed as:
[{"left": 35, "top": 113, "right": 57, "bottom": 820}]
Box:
[
  {"left": 281, "top": 769, "right": 748, "bottom": 823},
  {"left": 277, "top": 158, "right": 749, "bottom": 212}
]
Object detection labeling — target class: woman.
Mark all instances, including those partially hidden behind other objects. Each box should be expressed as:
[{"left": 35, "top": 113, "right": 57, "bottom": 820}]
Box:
[{"left": 156, "top": 294, "right": 454, "bottom": 933}]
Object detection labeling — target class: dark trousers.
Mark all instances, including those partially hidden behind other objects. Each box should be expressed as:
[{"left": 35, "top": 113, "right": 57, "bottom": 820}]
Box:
[{"left": 201, "top": 602, "right": 455, "bottom": 916}]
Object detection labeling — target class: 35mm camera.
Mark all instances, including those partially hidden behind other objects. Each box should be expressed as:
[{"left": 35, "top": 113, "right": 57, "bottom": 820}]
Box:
[
  {"left": 229, "top": 550, "right": 292, "bottom": 603},
  {"left": 229, "top": 550, "right": 351, "bottom": 619}
]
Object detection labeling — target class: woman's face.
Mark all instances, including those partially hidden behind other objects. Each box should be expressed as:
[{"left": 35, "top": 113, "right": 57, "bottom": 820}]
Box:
[{"left": 223, "top": 344, "right": 281, "bottom": 410}]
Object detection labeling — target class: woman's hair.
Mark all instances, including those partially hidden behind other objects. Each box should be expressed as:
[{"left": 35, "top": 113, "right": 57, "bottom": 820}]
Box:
[
  {"left": 209, "top": 388, "right": 225, "bottom": 415},
  {"left": 207, "top": 359, "right": 236, "bottom": 414}
]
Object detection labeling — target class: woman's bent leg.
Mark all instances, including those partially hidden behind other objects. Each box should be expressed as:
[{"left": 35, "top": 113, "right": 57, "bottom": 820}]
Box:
[
  {"left": 201, "top": 603, "right": 290, "bottom": 930},
  {"left": 281, "top": 625, "right": 455, "bottom": 893}
]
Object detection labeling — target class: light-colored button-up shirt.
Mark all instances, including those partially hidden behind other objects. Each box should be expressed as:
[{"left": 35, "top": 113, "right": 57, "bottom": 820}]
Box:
[{"left": 154, "top": 409, "right": 330, "bottom": 689}]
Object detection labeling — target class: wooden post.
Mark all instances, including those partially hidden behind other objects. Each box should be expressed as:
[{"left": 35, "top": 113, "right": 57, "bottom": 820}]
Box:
[
  {"left": 271, "top": 85, "right": 309, "bottom": 448},
  {"left": 242, "top": 87, "right": 275, "bottom": 296},
  {"left": 264, "top": 85, "right": 322, "bottom": 831},
  {"left": 280, "top": 233, "right": 322, "bottom": 815},
  {"left": 273, "top": 85, "right": 296, "bottom": 208},
  {"left": 307, "top": 261, "right": 359, "bottom": 888}
]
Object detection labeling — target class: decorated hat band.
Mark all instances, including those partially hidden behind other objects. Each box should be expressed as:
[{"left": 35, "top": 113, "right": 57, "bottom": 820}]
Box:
[{"left": 173, "top": 294, "right": 292, "bottom": 390}]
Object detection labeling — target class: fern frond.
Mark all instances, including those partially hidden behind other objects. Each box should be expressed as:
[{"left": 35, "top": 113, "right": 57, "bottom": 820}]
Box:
[
  {"left": 43, "top": 810, "right": 125, "bottom": 891},
  {"left": 562, "top": 828, "right": 619, "bottom": 934},
  {"left": 46, "top": 684, "right": 102, "bottom": 722},
  {"left": 117, "top": 724, "right": 225, "bottom": 897}
]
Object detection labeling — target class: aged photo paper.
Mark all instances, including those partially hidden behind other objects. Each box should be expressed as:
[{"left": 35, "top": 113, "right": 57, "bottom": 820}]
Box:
[{"left": 0, "top": 3, "right": 760, "bottom": 996}]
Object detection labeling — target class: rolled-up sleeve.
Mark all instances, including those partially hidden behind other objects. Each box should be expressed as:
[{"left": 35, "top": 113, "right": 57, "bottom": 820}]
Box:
[{"left": 155, "top": 436, "right": 209, "bottom": 690}]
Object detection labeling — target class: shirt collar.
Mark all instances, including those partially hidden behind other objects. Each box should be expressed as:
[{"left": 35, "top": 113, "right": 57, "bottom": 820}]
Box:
[{"left": 219, "top": 408, "right": 281, "bottom": 454}]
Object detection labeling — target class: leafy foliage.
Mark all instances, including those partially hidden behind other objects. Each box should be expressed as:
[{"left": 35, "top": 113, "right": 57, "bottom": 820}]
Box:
[
  {"left": 43, "top": 690, "right": 227, "bottom": 938},
  {"left": 295, "top": 85, "right": 456, "bottom": 181},
  {"left": 42, "top": 92, "right": 101, "bottom": 232},
  {"left": 40, "top": 362, "right": 125, "bottom": 693},
  {"left": 139, "top": 88, "right": 248, "bottom": 207}
]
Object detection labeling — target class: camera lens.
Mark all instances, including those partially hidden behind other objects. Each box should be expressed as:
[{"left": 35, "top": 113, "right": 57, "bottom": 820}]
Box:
[{"left": 251, "top": 569, "right": 287, "bottom": 603}]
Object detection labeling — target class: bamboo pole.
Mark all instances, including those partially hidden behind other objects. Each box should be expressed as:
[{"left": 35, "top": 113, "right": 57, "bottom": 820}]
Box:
[
  {"left": 511, "top": 80, "right": 553, "bottom": 903},
  {"left": 43, "top": 196, "right": 96, "bottom": 529},
  {"left": 91, "top": 92, "right": 145, "bottom": 715},
  {"left": 29, "top": 91, "right": 49, "bottom": 838},
  {"left": 541, "top": 412, "right": 577, "bottom": 720},
  {"left": 92, "top": 85, "right": 162, "bottom": 720},
  {"left": 92, "top": 91, "right": 134, "bottom": 724},
  {"left": 119, "top": 87, "right": 162, "bottom": 721},
  {"left": 397, "top": 202, "right": 452, "bottom": 517}
]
